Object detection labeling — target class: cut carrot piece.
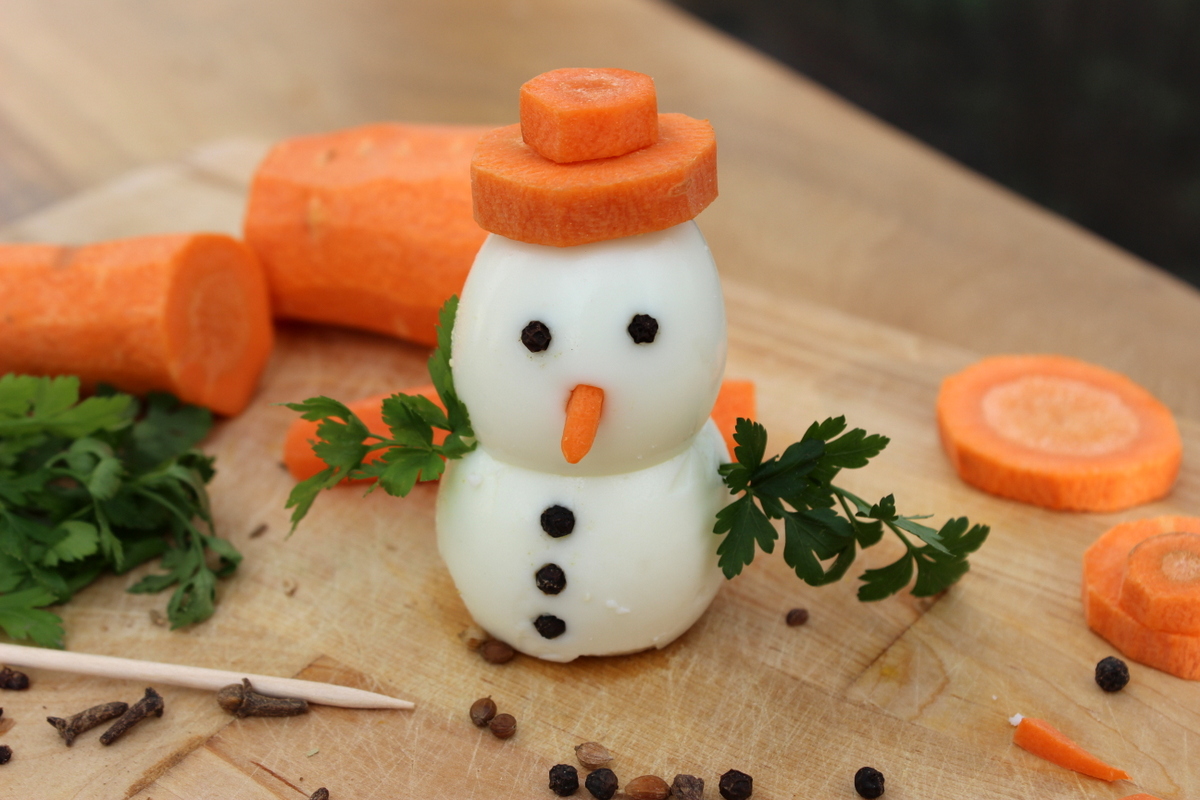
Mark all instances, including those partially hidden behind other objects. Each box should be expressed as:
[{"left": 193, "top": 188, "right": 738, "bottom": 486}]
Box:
[
  {"left": 1119, "top": 795, "right": 1165, "bottom": 799},
  {"left": 1012, "top": 716, "right": 1131, "bottom": 782},
  {"left": 936, "top": 354, "right": 1181, "bottom": 511},
  {"left": 244, "top": 123, "right": 490, "bottom": 346},
  {"left": 0, "top": 234, "right": 272, "bottom": 416},
  {"left": 561, "top": 384, "right": 604, "bottom": 464},
  {"left": 1083, "top": 516, "right": 1200, "bottom": 680},
  {"left": 710, "top": 379, "right": 756, "bottom": 457},
  {"left": 283, "top": 384, "right": 444, "bottom": 482},
  {"left": 472, "top": 113, "right": 717, "bottom": 247},
  {"left": 519, "top": 68, "right": 658, "bottom": 163}
]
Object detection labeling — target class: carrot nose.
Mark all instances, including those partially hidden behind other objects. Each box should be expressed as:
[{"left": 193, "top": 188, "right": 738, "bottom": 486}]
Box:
[{"left": 561, "top": 384, "right": 605, "bottom": 464}]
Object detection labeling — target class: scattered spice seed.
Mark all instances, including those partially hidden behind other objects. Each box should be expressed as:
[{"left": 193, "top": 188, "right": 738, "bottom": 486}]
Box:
[
  {"left": 282, "top": 578, "right": 299, "bottom": 597},
  {"left": 718, "top": 768, "right": 753, "bottom": 800},
  {"left": 217, "top": 679, "right": 309, "bottom": 718},
  {"left": 854, "top": 766, "right": 885, "bottom": 799},
  {"left": 575, "top": 741, "right": 613, "bottom": 770},
  {"left": 459, "top": 624, "right": 488, "bottom": 651},
  {"left": 625, "top": 774, "right": 669, "bottom": 800},
  {"left": 489, "top": 712, "right": 517, "bottom": 739},
  {"left": 0, "top": 667, "right": 29, "bottom": 691},
  {"left": 469, "top": 696, "right": 498, "bottom": 727},
  {"left": 309, "top": 789, "right": 329, "bottom": 800},
  {"left": 99, "top": 687, "right": 164, "bottom": 745},
  {"left": 671, "top": 774, "right": 705, "bottom": 800},
  {"left": 548, "top": 763, "right": 580, "bottom": 796},
  {"left": 249, "top": 522, "right": 269, "bottom": 538},
  {"left": 1095, "top": 656, "right": 1130, "bottom": 692},
  {"left": 0, "top": 744, "right": 10, "bottom": 764},
  {"left": 481, "top": 639, "right": 516, "bottom": 664},
  {"left": 584, "top": 767, "right": 618, "bottom": 800},
  {"left": 47, "top": 701, "right": 129, "bottom": 746},
  {"left": 785, "top": 608, "right": 809, "bottom": 627}
]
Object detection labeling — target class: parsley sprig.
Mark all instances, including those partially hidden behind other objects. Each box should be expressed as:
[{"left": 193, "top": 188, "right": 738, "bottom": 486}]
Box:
[
  {"left": 716, "top": 417, "right": 988, "bottom": 599},
  {"left": 0, "top": 374, "right": 239, "bottom": 647},
  {"left": 284, "top": 296, "right": 475, "bottom": 531}
]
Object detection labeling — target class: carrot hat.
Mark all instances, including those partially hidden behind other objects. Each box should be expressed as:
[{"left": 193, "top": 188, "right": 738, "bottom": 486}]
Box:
[{"left": 471, "top": 67, "right": 718, "bottom": 247}]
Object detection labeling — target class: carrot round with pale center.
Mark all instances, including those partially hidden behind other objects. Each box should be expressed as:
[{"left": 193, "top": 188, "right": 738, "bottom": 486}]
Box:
[
  {"left": 561, "top": 384, "right": 605, "bottom": 464},
  {"left": 0, "top": 234, "right": 273, "bottom": 416},
  {"left": 1012, "top": 716, "right": 1131, "bottom": 782},
  {"left": 710, "top": 378, "right": 756, "bottom": 458},
  {"left": 936, "top": 354, "right": 1181, "bottom": 511},
  {"left": 244, "top": 123, "right": 490, "bottom": 347},
  {"left": 1083, "top": 516, "right": 1200, "bottom": 680},
  {"left": 519, "top": 68, "right": 658, "bottom": 163},
  {"left": 471, "top": 113, "right": 717, "bottom": 247}
]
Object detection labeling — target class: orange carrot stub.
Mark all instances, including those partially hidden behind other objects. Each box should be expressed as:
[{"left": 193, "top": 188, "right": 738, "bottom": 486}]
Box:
[
  {"left": 520, "top": 68, "right": 658, "bottom": 163},
  {"left": 710, "top": 379, "right": 757, "bottom": 457},
  {"left": 1083, "top": 515, "right": 1200, "bottom": 680},
  {"left": 0, "top": 234, "right": 273, "bottom": 416},
  {"left": 1012, "top": 716, "right": 1131, "bottom": 782},
  {"left": 561, "top": 384, "right": 605, "bottom": 464},
  {"left": 936, "top": 354, "right": 1181, "bottom": 511},
  {"left": 245, "top": 123, "right": 490, "bottom": 346}
]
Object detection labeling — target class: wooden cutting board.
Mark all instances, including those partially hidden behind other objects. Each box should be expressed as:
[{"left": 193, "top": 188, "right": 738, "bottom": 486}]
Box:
[{"left": 0, "top": 141, "right": 1196, "bottom": 800}]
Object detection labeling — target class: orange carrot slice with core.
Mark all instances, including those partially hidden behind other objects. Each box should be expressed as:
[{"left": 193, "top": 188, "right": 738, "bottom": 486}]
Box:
[
  {"left": 937, "top": 354, "right": 1181, "bottom": 511},
  {"left": 1083, "top": 516, "right": 1200, "bottom": 679},
  {"left": 1012, "top": 716, "right": 1131, "bottom": 782},
  {"left": 244, "top": 123, "right": 490, "bottom": 346},
  {"left": 0, "top": 234, "right": 272, "bottom": 416},
  {"left": 283, "top": 384, "right": 445, "bottom": 482},
  {"left": 711, "top": 379, "right": 757, "bottom": 457},
  {"left": 561, "top": 384, "right": 604, "bottom": 464},
  {"left": 519, "top": 68, "right": 658, "bottom": 163}
]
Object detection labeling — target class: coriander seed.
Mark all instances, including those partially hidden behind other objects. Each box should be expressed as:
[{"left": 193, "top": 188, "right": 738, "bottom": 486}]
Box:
[
  {"left": 469, "top": 696, "right": 497, "bottom": 727},
  {"left": 786, "top": 607, "right": 809, "bottom": 626},
  {"left": 584, "top": 767, "right": 618, "bottom": 800},
  {"left": 718, "top": 768, "right": 753, "bottom": 800},
  {"left": 481, "top": 639, "right": 516, "bottom": 664},
  {"left": 1095, "top": 656, "right": 1130, "bottom": 692},
  {"left": 489, "top": 712, "right": 517, "bottom": 739},
  {"left": 574, "top": 741, "right": 613, "bottom": 770},
  {"left": 548, "top": 763, "right": 580, "bottom": 796},
  {"left": 671, "top": 774, "right": 705, "bottom": 800},
  {"left": 854, "top": 766, "right": 885, "bottom": 799},
  {"left": 625, "top": 774, "right": 669, "bottom": 800}
]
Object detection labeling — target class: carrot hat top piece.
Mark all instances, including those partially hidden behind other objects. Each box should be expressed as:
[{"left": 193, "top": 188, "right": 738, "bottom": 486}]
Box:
[{"left": 471, "top": 67, "right": 717, "bottom": 247}]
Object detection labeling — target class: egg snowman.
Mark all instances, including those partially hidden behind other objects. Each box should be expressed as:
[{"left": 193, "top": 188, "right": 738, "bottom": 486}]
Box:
[{"left": 435, "top": 69, "right": 729, "bottom": 661}]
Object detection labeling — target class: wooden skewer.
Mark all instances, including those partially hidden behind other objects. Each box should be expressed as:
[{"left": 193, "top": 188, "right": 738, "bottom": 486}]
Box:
[{"left": 0, "top": 643, "right": 414, "bottom": 710}]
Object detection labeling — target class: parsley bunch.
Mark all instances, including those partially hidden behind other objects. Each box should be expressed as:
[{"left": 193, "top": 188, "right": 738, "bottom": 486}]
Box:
[
  {"left": 284, "top": 297, "right": 475, "bottom": 531},
  {"left": 716, "top": 417, "right": 989, "bottom": 599},
  {"left": 0, "top": 375, "right": 239, "bottom": 647}
]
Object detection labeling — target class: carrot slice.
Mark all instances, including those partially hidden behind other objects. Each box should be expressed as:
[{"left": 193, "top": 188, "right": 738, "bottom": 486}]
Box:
[
  {"left": 519, "top": 68, "right": 658, "bottom": 163},
  {"left": 1119, "top": 794, "right": 1165, "bottom": 799},
  {"left": 283, "top": 384, "right": 444, "bottom": 482},
  {"left": 244, "top": 123, "right": 490, "bottom": 346},
  {"left": 561, "top": 384, "right": 604, "bottom": 464},
  {"left": 710, "top": 379, "right": 757, "bottom": 457},
  {"left": 472, "top": 113, "right": 717, "bottom": 247},
  {"left": 936, "top": 354, "right": 1181, "bottom": 511},
  {"left": 0, "top": 234, "right": 273, "bottom": 416},
  {"left": 1012, "top": 716, "right": 1131, "bottom": 782},
  {"left": 1083, "top": 516, "right": 1200, "bottom": 679}
]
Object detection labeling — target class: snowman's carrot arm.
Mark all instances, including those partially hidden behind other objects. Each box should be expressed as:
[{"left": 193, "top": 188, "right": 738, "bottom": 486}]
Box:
[
  {"left": 0, "top": 234, "right": 273, "bottom": 416},
  {"left": 244, "top": 123, "right": 491, "bottom": 347},
  {"left": 710, "top": 379, "right": 757, "bottom": 457},
  {"left": 283, "top": 384, "right": 444, "bottom": 482},
  {"left": 1011, "top": 716, "right": 1131, "bottom": 782},
  {"left": 519, "top": 67, "right": 658, "bottom": 163},
  {"left": 562, "top": 384, "right": 605, "bottom": 464}
]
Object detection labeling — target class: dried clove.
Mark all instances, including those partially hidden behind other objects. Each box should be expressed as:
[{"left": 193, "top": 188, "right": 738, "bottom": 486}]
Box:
[
  {"left": 309, "top": 789, "right": 329, "bottom": 800},
  {"left": 469, "top": 696, "right": 497, "bottom": 727},
  {"left": 47, "top": 701, "right": 129, "bottom": 746},
  {"left": 217, "top": 678, "right": 309, "bottom": 718},
  {"left": 0, "top": 667, "right": 29, "bottom": 691},
  {"left": 671, "top": 774, "right": 705, "bottom": 800},
  {"left": 0, "top": 744, "right": 11, "bottom": 765},
  {"left": 489, "top": 712, "right": 517, "bottom": 739},
  {"left": 100, "top": 688, "right": 164, "bottom": 745}
]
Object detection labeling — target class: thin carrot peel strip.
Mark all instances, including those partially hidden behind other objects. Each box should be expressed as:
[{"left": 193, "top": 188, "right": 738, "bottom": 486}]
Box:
[{"left": 1012, "top": 716, "right": 1131, "bottom": 782}]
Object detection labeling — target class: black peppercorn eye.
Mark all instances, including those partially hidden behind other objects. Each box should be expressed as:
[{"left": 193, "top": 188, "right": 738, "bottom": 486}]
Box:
[
  {"left": 627, "top": 313, "right": 658, "bottom": 344},
  {"left": 533, "top": 614, "right": 566, "bottom": 639},
  {"left": 521, "top": 320, "right": 552, "bottom": 352}
]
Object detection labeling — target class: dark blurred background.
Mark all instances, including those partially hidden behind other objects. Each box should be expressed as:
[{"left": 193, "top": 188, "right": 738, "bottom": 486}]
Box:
[{"left": 669, "top": 0, "right": 1200, "bottom": 289}]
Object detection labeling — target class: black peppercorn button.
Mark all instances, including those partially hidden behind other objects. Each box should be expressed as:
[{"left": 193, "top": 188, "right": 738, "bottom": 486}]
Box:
[
  {"left": 718, "top": 769, "right": 753, "bottom": 800},
  {"left": 533, "top": 614, "right": 566, "bottom": 639},
  {"left": 854, "top": 766, "right": 884, "bottom": 799},
  {"left": 541, "top": 505, "right": 575, "bottom": 537},
  {"left": 627, "top": 313, "right": 658, "bottom": 344},
  {"left": 536, "top": 563, "right": 567, "bottom": 595},
  {"left": 521, "top": 320, "right": 552, "bottom": 352},
  {"left": 549, "top": 764, "right": 579, "bottom": 797},
  {"left": 584, "top": 768, "right": 618, "bottom": 800}
]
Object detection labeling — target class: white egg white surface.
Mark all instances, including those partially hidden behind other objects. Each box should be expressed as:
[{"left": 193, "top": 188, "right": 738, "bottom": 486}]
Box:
[
  {"left": 452, "top": 221, "right": 726, "bottom": 476},
  {"left": 436, "top": 421, "right": 729, "bottom": 661}
]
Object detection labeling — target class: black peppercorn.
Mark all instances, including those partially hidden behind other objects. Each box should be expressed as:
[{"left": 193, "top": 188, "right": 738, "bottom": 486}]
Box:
[
  {"left": 534, "top": 614, "right": 567, "bottom": 639},
  {"left": 1095, "top": 656, "right": 1130, "bottom": 692},
  {"left": 718, "top": 768, "right": 753, "bottom": 800},
  {"left": 549, "top": 763, "right": 580, "bottom": 796},
  {"left": 584, "top": 768, "right": 618, "bottom": 800},
  {"left": 521, "top": 321, "right": 552, "bottom": 352},
  {"left": 541, "top": 505, "right": 575, "bottom": 537},
  {"left": 854, "top": 766, "right": 885, "bottom": 798},
  {"left": 627, "top": 314, "right": 658, "bottom": 344},
  {"left": 536, "top": 563, "right": 567, "bottom": 594},
  {"left": 0, "top": 744, "right": 11, "bottom": 765}
]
